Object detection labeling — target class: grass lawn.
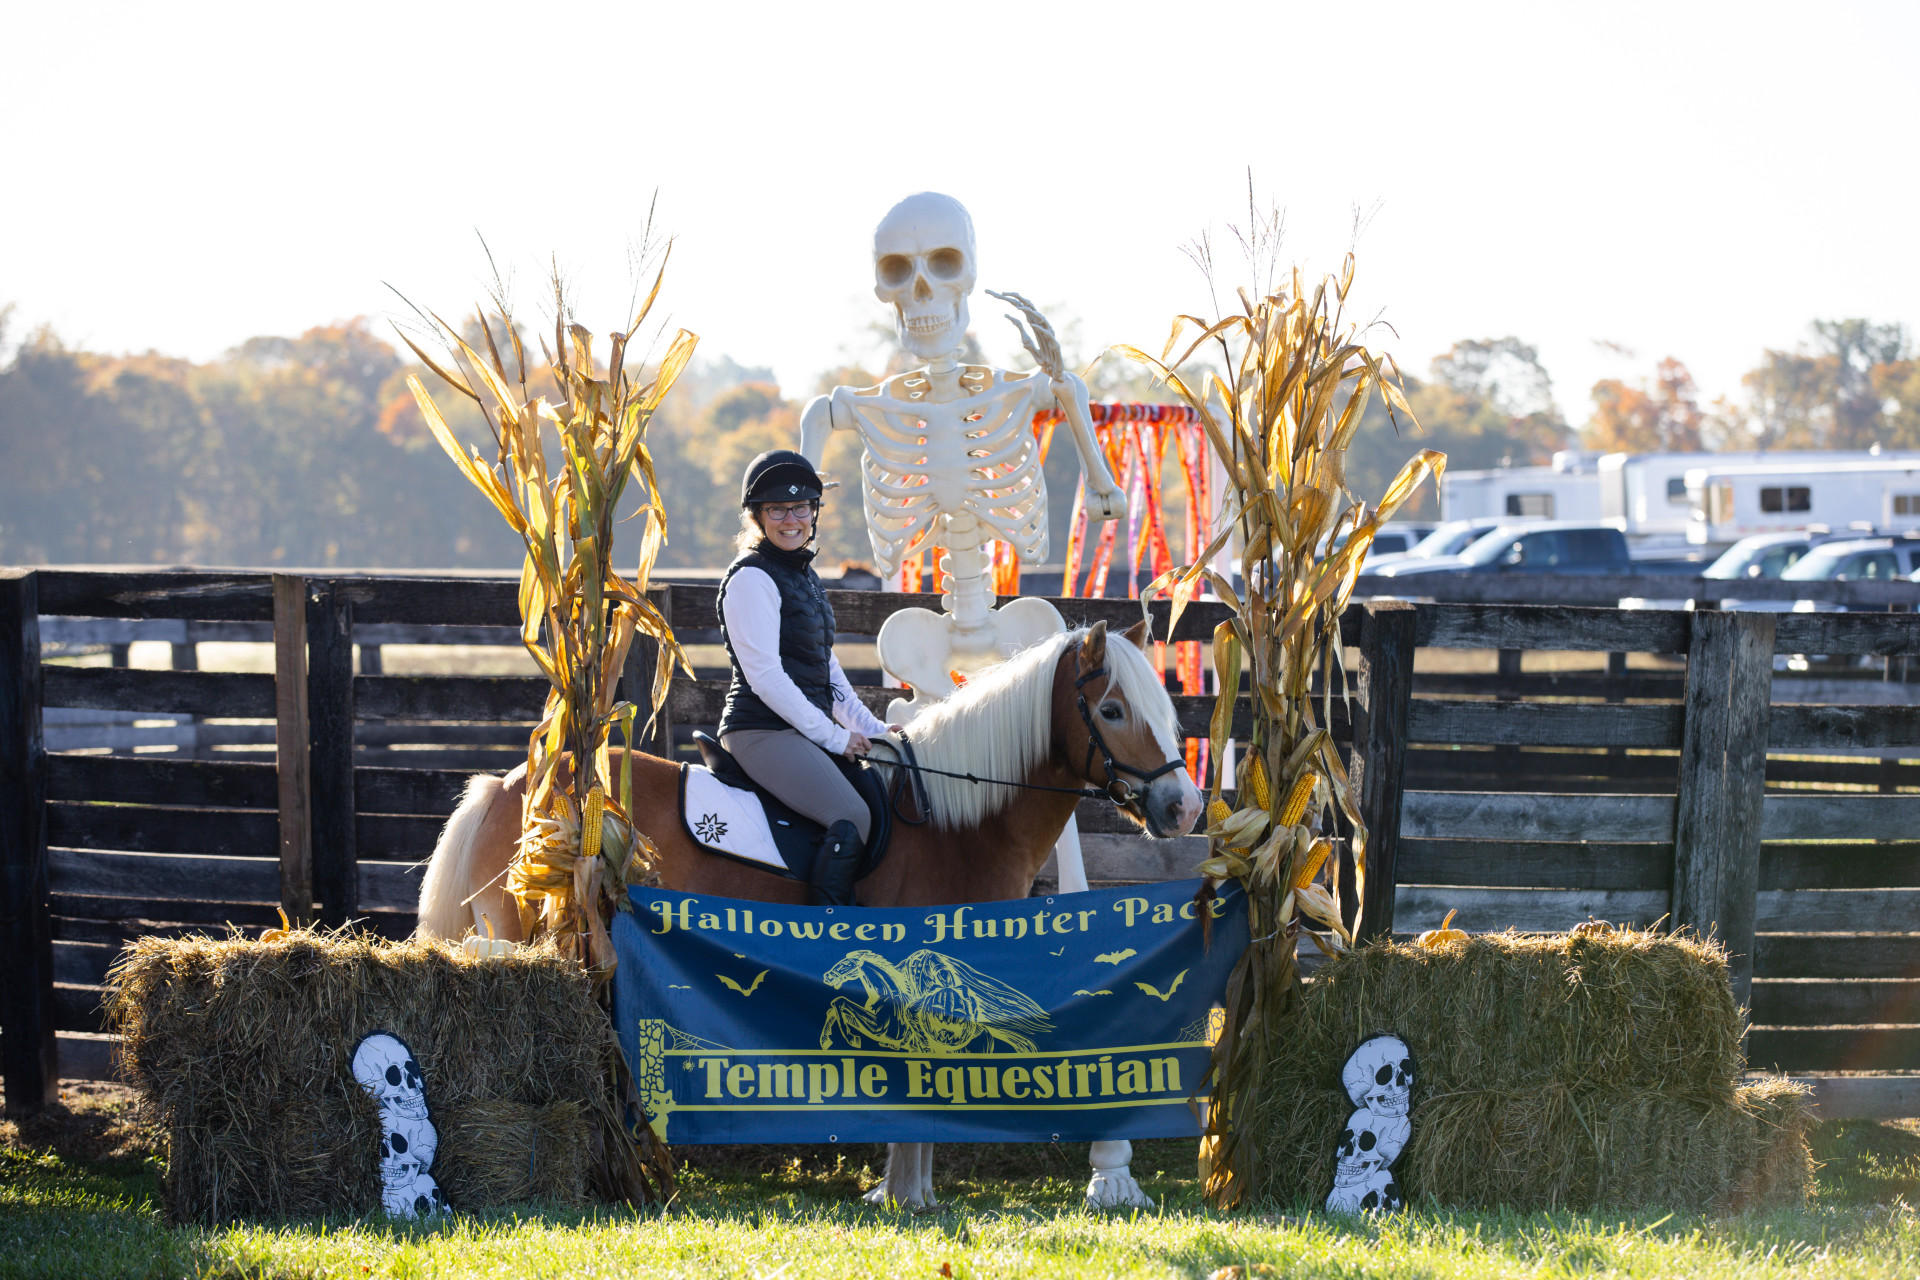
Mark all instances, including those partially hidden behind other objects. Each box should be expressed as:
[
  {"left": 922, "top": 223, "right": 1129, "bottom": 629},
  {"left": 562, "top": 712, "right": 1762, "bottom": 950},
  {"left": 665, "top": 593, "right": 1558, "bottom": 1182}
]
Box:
[{"left": 6, "top": 1084, "right": 1920, "bottom": 1278}]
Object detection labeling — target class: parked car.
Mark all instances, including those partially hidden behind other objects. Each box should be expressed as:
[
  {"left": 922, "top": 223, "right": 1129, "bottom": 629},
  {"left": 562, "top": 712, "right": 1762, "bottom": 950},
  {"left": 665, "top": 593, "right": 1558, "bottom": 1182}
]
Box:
[
  {"left": 1326, "top": 521, "right": 1439, "bottom": 563},
  {"left": 1707, "top": 531, "right": 1825, "bottom": 582},
  {"left": 1367, "top": 521, "right": 1630, "bottom": 579},
  {"left": 1362, "top": 517, "right": 1506, "bottom": 571},
  {"left": 1780, "top": 536, "right": 1920, "bottom": 612}
]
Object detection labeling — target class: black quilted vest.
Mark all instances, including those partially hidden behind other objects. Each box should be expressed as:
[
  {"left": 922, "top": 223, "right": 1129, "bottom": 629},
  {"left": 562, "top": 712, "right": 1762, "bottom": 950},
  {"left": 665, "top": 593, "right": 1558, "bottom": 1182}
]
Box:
[{"left": 717, "top": 543, "right": 838, "bottom": 736}]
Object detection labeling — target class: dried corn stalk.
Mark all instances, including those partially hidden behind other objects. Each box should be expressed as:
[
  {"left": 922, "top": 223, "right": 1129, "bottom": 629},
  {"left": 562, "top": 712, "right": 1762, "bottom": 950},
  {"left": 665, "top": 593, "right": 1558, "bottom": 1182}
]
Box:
[
  {"left": 1122, "top": 252, "right": 1443, "bottom": 1208},
  {"left": 402, "top": 261, "right": 696, "bottom": 976}
]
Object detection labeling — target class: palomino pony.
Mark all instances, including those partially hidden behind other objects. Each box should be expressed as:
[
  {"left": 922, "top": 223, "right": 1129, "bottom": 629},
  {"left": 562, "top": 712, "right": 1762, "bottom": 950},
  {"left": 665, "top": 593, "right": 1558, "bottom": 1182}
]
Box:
[{"left": 415, "top": 619, "right": 1203, "bottom": 1207}]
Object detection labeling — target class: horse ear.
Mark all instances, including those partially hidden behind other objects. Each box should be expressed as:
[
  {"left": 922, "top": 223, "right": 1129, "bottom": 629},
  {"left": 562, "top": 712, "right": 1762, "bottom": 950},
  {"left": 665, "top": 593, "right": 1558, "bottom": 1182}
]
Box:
[
  {"left": 1121, "top": 618, "right": 1151, "bottom": 651},
  {"left": 1078, "top": 620, "right": 1108, "bottom": 673}
]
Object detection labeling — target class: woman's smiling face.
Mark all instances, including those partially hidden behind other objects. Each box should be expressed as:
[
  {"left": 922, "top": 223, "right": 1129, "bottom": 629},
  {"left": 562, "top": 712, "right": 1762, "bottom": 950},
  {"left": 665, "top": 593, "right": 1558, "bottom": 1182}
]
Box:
[{"left": 758, "top": 500, "right": 815, "bottom": 551}]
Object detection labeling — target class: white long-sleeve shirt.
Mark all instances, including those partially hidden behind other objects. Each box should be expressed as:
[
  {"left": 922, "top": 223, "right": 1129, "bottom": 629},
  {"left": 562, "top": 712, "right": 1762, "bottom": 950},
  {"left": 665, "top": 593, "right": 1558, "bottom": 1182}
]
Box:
[{"left": 719, "top": 566, "right": 890, "bottom": 754}]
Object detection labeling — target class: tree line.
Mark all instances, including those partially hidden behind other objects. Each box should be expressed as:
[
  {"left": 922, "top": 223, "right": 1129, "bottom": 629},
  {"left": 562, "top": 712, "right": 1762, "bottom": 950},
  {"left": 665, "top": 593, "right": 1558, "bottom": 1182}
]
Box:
[{"left": 2, "top": 303, "right": 1913, "bottom": 570}]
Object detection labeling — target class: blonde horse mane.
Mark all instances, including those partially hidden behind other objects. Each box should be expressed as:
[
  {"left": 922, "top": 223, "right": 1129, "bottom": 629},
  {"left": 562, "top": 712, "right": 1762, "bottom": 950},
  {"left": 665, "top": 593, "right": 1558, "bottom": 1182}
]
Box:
[{"left": 901, "top": 627, "right": 1176, "bottom": 830}]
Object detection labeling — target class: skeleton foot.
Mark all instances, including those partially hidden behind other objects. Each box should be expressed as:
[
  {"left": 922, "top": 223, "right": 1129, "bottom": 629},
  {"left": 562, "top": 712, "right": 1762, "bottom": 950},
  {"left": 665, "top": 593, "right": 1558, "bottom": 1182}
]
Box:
[
  {"left": 1085, "top": 1139, "right": 1154, "bottom": 1210},
  {"left": 864, "top": 1141, "right": 940, "bottom": 1210}
]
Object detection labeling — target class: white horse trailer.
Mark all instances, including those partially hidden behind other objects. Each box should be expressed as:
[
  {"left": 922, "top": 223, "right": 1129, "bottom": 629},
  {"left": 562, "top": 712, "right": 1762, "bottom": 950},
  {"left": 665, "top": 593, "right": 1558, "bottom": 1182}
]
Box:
[
  {"left": 1441, "top": 452, "right": 1603, "bottom": 523},
  {"left": 1601, "top": 450, "right": 1920, "bottom": 541},
  {"left": 1686, "top": 460, "right": 1920, "bottom": 544}
]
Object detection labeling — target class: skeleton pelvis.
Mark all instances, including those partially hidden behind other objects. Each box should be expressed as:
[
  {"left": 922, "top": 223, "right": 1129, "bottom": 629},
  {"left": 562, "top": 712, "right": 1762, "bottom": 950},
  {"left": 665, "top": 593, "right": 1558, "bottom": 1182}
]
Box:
[{"left": 879, "top": 597, "right": 1066, "bottom": 721}]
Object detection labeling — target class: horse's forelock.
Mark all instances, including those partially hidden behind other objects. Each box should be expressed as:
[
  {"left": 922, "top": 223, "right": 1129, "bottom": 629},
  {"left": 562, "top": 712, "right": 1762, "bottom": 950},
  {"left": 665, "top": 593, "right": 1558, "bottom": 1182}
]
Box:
[{"left": 1103, "top": 628, "right": 1182, "bottom": 760}]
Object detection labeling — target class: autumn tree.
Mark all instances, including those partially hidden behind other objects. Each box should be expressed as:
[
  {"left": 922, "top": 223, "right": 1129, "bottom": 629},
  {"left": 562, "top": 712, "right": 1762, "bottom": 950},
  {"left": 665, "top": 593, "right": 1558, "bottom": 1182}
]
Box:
[
  {"left": 1583, "top": 357, "right": 1706, "bottom": 452},
  {"left": 1342, "top": 337, "right": 1571, "bottom": 517},
  {"left": 1728, "top": 319, "right": 1910, "bottom": 449}
]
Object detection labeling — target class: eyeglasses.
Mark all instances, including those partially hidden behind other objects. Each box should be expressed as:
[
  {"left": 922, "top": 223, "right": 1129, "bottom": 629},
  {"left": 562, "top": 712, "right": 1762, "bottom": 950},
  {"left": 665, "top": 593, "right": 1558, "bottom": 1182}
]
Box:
[{"left": 760, "top": 502, "right": 818, "bottom": 522}]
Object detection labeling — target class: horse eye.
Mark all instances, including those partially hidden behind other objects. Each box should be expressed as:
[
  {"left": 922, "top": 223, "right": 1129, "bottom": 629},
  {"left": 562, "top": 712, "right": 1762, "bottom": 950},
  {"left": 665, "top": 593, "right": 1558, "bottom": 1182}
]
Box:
[{"left": 1100, "top": 703, "right": 1124, "bottom": 721}]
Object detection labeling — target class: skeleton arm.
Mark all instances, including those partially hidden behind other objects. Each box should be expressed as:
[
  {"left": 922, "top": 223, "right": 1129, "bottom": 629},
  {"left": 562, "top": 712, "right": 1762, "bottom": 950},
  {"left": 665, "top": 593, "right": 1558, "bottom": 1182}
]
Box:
[
  {"left": 798, "top": 394, "right": 844, "bottom": 467},
  {"left": 1051, "top": 370, "right": 1127, "bottom": 522},
  {"left": 984, "top": 289, "right": 1126, "bottom": 523}
]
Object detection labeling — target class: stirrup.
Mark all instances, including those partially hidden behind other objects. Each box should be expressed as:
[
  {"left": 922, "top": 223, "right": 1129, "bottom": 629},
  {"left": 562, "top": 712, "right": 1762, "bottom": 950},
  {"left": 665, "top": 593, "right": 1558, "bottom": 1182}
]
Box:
[{"left": 809, "top": 819, "right": 866, "bottom": 907}]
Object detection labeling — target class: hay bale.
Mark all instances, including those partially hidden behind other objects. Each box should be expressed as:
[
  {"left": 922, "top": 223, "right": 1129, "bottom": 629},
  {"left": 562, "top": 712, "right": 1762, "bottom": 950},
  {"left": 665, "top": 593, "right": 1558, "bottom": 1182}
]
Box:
[
  {"left": 436, "top": 1100, "right": 591, "bottom": 1207},
  {"left": 1245, "top": 928, "right": 1813, "bottom": 1212},
  {"left": 107, "top": 928, "right": 611, "bottom": 1222}
]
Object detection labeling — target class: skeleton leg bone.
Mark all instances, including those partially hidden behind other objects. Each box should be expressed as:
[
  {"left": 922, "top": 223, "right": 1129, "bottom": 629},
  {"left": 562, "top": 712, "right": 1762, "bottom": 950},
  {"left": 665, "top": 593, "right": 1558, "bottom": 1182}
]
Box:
[{"left": 865, "top": 1141, "right": 940, "bottom": 1209}]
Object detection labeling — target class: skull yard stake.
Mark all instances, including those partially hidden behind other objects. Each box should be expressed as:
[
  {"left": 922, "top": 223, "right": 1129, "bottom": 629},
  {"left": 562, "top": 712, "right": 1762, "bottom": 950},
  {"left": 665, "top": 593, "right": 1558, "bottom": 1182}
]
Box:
[{"left": 798, "top": 193, "right": 1150, "bottom": 1212}]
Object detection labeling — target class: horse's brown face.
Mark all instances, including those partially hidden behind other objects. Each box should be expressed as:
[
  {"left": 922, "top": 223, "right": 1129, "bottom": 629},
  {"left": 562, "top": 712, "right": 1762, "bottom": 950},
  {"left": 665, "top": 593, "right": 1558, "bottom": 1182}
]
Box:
[{"left": 1067, "top": 620, "right": 1203, "bottom": 839}]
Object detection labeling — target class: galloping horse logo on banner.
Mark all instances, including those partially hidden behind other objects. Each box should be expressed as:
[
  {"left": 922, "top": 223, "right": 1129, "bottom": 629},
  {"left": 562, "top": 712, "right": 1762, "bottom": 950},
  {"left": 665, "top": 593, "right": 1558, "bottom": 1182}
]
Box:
[{"left": 819, "top": 950, "right": 1054, "bottom": 1054}]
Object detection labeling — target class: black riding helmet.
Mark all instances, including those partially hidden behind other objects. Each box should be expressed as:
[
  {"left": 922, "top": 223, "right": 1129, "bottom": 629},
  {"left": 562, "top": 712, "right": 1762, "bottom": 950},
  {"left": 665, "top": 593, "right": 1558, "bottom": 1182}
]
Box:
[{"left": 741, "top": 449, "right": 824, "bottom": 508}]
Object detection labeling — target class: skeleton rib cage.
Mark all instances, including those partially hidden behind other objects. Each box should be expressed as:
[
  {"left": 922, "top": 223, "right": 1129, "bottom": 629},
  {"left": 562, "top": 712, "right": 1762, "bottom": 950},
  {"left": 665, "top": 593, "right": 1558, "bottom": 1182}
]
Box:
[{"left": 836, "top": 366, "right": 1051, "bottom": 582}]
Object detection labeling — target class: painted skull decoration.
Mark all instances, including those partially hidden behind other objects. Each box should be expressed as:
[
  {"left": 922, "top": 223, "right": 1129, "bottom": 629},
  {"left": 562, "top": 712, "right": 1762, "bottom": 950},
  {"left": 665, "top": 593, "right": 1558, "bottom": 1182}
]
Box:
[
  {"left": 1326, "top": 1034, "right": 1416, "bottom": 1214},
  {"left": 352, "top": 1032, "right": 430, "bottom": 1122},
  {"left": 351, "top": 1032, "right": 446, "bottom": 1219},
  {"left": 1342, "top": 1033, "right": 1415, "bottom": 1119}
]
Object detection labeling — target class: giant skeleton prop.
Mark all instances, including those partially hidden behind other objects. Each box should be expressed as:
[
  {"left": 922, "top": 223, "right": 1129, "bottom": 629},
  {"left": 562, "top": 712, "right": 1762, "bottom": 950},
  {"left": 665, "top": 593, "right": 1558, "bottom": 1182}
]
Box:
[{"left": 799, "top": 192, "right": 1154, "bottom": 1211}]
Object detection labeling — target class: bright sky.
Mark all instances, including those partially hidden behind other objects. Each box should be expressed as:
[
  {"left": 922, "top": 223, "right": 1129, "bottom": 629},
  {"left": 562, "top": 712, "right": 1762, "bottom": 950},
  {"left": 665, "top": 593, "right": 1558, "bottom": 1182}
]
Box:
[{"left": 5, "top": 1, "right": 1916, "bottom": 423}]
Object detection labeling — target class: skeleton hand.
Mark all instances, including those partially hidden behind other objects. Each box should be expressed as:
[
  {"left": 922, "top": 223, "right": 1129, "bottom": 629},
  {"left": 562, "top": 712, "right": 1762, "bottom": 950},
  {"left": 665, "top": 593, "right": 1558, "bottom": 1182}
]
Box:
[
  {"left": 1086, "top": 481, "right": 1128, "bottom": 521},
  {"left": 986, "top": 289, "right": 1067, "bottom": 388}
]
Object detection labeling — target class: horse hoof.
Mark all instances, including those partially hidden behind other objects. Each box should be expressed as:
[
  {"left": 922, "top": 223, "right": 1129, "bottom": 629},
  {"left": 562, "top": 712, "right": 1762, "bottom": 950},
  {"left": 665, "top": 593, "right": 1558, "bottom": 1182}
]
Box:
[{"left": 1085, "top": 1166, "right": 1155, "bottom": 1210}]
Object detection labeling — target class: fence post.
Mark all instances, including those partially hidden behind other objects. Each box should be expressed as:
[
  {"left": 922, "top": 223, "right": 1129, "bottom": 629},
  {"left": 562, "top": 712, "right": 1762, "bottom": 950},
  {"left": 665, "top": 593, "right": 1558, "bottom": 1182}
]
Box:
[
  {"left": 1352, "top": 601, "right": 1418, "bottom": 944},
  {"left": 307, "top": 581, "right": 357, "bottom": 926},
  {"left": 1673, "top": 609, "right": 1775, "bottom": 1008},
  {"left": 273, "top": 575, "right": 313, "bottom": 925},
  {"left": 621, "top": 585, "right": 676, "bottom": 758},
  {"left": 1, "top": 570, "right": 56, "bottom": 1113}
]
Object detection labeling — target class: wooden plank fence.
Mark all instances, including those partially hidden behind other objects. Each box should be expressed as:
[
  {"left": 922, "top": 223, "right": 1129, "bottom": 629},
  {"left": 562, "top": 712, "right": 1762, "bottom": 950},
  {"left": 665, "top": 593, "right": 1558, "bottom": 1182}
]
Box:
[{"left": 3, "top": 566, "right": 1919, "bottom": 1123}]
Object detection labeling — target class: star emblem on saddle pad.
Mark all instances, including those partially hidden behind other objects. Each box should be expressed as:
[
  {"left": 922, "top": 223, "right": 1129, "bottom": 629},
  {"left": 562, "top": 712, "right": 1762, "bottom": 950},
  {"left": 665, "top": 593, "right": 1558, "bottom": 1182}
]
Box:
[{"left": 694, "top": 813, "right": 727, "bottom": 843}]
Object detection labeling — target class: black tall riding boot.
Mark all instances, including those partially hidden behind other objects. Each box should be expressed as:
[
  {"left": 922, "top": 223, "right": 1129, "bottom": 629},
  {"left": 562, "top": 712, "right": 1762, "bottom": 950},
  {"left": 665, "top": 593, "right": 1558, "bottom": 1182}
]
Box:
[{"left": 809, "top": 820, "right": 867, "bottom": 907}]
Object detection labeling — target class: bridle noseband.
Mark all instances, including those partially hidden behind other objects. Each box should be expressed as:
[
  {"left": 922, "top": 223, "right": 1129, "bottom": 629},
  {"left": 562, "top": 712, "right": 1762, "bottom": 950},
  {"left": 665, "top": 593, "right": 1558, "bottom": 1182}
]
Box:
[{"left": 1075, "top": 665, "right": 1182, "bottom": 809}]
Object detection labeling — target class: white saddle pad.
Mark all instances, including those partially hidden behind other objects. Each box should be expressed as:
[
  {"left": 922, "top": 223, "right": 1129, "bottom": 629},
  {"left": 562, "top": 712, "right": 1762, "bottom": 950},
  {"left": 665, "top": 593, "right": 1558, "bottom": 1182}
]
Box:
[{"left": 681, "top": 765, "right": 788, "bottom": 870}]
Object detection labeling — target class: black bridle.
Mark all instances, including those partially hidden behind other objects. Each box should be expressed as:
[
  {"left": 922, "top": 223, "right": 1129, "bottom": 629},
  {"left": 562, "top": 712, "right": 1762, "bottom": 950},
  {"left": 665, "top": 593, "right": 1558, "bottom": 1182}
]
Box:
[{"left": 1074, "top": 664, "right": 1184, "bottom": 809}]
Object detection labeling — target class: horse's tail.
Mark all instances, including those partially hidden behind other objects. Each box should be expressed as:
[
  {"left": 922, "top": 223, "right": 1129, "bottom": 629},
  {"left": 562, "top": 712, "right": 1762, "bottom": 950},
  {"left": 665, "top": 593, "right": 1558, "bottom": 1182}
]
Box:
[{"left": 415, "top": 773, "right": 505, "bottom": 940}]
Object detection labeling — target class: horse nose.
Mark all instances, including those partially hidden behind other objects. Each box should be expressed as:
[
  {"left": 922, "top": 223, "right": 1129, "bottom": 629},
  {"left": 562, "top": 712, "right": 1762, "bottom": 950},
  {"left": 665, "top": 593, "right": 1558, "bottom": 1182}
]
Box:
[
  {"left": 1173, "top": 790, "right": 1203, "bottom": 835},
  {"left": 1164, "top": 775, "right": 1203, "bottom": 836}
]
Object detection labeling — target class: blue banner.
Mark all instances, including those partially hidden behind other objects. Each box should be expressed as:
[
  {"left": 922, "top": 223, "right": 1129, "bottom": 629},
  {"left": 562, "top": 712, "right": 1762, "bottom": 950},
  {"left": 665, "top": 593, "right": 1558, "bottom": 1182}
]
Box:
[{"left": 610, "top": 879, "right": 1247, "bottom": 1145}]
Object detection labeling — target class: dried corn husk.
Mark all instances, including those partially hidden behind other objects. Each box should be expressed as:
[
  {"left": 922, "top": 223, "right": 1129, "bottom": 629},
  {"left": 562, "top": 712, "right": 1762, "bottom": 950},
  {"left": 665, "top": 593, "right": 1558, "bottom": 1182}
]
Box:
[
  {"left": 1125, "top": 246, "right": 1443, "bottom": 1208},
  {"left": 401, "top": 252, "right": 695, "bottom": 1205}
]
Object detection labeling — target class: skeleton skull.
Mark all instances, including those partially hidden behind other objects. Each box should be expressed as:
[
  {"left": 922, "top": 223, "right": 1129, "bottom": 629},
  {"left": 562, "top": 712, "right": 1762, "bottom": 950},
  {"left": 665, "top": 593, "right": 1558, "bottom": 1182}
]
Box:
[
  {"left": 382, "top": 1167, "right": 448, "bottom": 1219},
  {"left": 1328, "top": 1165, "right": 1405, "bottom": 1213},
  {"left": 352, "top": 1032, "right": 430, "bottom": 1122},
  {"left": 873, "top": 192, "right": 977, "bottom": 360},
  {"left": 379, "top": 1113, "right": 438, "bottom": 1185},
  {"left": 1342, "top": 1034, "right": 1415, "bottom": 1118},
  {"left": 1332, "top": 1107, "right": 1408, "bottom": 1181}
]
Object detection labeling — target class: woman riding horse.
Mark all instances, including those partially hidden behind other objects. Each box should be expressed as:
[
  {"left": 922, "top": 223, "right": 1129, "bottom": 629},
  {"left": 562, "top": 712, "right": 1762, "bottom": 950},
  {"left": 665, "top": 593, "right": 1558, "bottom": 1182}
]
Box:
[{"left": 718, "top": 449, "right": 898, "bottom": 906}]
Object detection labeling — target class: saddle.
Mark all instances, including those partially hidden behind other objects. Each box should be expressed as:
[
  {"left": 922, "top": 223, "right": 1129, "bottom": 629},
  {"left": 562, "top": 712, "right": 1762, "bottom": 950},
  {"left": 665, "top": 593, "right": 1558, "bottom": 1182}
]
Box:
[{"left": 678, "top": 732, "right": 898, "bottom": 884}]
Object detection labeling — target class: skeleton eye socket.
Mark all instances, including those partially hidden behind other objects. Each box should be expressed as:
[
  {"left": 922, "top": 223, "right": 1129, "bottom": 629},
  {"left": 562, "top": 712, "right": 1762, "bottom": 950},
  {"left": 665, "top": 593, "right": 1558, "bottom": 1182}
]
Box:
[
  {"left": 390, "top": 1130, "right": 409, "bottom": 1154},
  {"left": 1359, "top": 1130, "right": 1377, "bottom": 1151},
  {"left": 1100, "top": 702, "right": 1124, "bottom": 722},
  {"left": 878, "top": 254, "right": 914, "bottom": 286},
  {"left": 927, "top": 248, "right": 965, "bottom": 278},
  {"left": 1375, "top": 1063, "right": 1394, "bottom": 1085},
  {"left": 386, "top": 1065, "right": 403, "bottom": 1086}
]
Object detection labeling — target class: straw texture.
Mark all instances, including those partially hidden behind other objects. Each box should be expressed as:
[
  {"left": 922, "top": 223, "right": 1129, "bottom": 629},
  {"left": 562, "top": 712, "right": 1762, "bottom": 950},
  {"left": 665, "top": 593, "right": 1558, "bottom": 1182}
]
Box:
[
  {"left": 1246, "top": 929, "right": 1813, "bottom": 1212},
  {"left": 105, "top": 928, "right": 613, "bottom": 1222}
]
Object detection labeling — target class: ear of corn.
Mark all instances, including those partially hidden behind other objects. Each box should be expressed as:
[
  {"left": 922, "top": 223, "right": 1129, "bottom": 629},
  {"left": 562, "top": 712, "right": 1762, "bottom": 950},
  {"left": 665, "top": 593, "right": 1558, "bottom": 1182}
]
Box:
[{"left": 1126, "top": 245, "right": 1443, "bottom": 1209}]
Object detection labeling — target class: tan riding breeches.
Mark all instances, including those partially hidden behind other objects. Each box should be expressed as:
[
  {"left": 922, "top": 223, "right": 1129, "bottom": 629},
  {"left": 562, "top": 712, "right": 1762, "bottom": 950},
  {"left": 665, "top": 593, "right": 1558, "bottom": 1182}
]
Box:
[{"left": 720, "top": 728, "right": 871, "bottom": 844}]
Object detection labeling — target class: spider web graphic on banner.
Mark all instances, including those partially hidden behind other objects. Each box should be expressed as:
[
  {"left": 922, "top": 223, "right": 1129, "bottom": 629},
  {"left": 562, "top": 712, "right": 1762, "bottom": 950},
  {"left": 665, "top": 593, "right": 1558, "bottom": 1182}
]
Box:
[{"left": 610, "top": 880, "right": 1248, "bottom": 1145}]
